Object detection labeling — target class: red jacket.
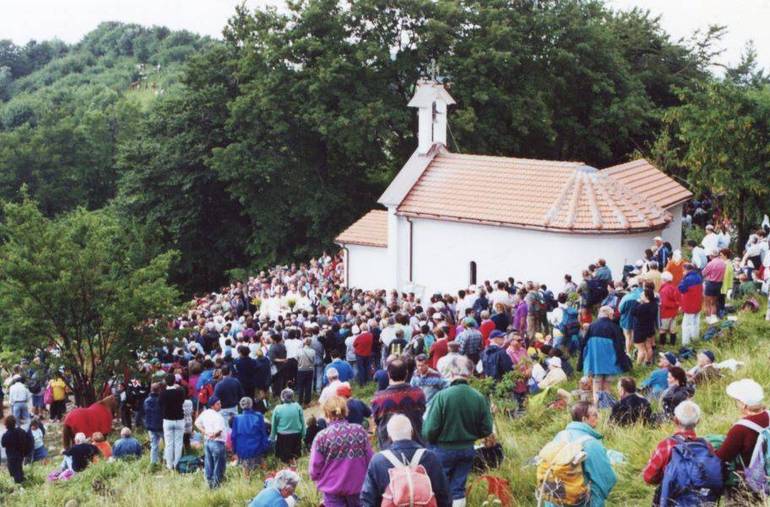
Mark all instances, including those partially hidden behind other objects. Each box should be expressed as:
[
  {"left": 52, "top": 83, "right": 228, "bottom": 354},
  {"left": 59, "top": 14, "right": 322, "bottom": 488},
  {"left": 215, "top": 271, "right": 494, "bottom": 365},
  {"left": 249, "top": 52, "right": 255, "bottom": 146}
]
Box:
[
  {"left": 353, "top": 332, "right": 373, "bottom": 357},
  {"left": 678, "top": 271, "right": 703, "bottom": 314},
  {"left": 659, "top": 282, "right": 681, "bottom": 319}
]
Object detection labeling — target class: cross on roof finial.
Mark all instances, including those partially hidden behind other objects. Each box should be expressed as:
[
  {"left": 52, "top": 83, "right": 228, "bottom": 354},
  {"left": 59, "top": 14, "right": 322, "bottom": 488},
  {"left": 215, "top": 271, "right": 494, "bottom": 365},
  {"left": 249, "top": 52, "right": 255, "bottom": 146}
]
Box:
[{"left": 428, "top": 58, "right": 439, "bottom": 82}]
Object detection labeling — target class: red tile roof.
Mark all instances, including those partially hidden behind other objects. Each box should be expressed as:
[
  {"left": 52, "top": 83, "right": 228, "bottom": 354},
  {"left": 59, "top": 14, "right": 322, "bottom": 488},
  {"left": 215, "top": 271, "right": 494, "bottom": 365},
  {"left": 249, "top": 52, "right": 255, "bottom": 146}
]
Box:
[
  {"left": 335, "top": 209, "right": 388, "bottom": 247},
  {"left": 602, "top": 159, "right": 692, "bottom": 209},
  {"left": 396, "top": 150, "right": 676, "bottom": 233}
]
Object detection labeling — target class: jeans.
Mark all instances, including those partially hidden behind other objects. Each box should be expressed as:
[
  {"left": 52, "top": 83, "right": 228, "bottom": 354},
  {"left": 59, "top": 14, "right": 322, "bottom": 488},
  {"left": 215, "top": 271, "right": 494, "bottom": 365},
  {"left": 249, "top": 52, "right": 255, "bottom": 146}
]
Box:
[
  {"left": 314, "top": 365, "right": 325, "bottom": 393},
  {"left": 356, "top": 355, "right": 371, "bottom": 385},
  {"left": 204, "top": 440, "right": 227, "bottom": 489},
  {"left": 220, "top": 407, "right": 238, "bottom": 425},
  {"left": 296, "top": 370, "right": 313, "bottom": 405},
  {"left": 681, "top": 312, "right": 700, "bottom": 345},
  {"left": 163, "top": 419, "right": 185, "bottom": 470},
  {"left": 432, "top": 446, "right": 476, "bottom": 500},
  {"left": 149, "top": 430, "right": 163, "bottom": 465},
  {"left": 12, "top": 401, "right": 29, "bottom": 427}
]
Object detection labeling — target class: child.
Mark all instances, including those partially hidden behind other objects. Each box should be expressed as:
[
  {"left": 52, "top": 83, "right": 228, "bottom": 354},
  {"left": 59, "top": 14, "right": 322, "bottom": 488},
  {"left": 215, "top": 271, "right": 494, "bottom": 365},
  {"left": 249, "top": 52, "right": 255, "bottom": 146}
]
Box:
[
  {"left": 303, "top": 415, "right": 326, "bottom": 451},
  {"left": 27, "top": 419, "right": 48, "bottom": 463},
  {"left": 91, "top": 432, "right": 112, "bottom": 460}
]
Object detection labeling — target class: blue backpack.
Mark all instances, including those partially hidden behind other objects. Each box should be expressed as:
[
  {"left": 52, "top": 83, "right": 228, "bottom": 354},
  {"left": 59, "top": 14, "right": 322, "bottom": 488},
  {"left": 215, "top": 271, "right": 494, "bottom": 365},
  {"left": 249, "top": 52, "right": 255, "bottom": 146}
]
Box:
[
  {"left": 659, "top": 436, "right": 723, "bottom": 506},
  {"left": 558, "top": 307, "right": 580, "bottom": 339}
]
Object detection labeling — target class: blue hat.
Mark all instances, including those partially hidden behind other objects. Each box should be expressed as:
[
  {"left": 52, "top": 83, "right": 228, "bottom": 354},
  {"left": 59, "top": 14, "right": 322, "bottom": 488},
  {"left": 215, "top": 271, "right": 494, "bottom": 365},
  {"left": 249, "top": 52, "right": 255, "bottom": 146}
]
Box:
[
  {"left": 208, "top": 395, "right": 220, "bottom": 407},
  {"left": 701, "top": 350, "right": 715, "bottom": 363},
  {"left": 660, "top": 352, "right": 677, "bottom": 366},
  {"left": 489, "top": 330, "right": 506, "bottom": 340}
]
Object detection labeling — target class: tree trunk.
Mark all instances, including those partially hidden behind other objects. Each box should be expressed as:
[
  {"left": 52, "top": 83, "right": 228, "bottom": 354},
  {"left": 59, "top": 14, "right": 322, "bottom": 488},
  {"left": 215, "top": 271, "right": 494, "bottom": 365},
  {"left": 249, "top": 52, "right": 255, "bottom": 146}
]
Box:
[{"left": 71, "top": 368, "right": 97, "bottom": 407}]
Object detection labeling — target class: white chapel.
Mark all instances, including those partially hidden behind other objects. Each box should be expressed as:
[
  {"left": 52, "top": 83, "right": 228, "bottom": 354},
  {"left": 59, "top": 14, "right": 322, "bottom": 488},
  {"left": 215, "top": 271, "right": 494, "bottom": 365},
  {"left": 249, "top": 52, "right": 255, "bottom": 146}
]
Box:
[{"left": 335, "top": 80, "right": 691, "bottom": 295}]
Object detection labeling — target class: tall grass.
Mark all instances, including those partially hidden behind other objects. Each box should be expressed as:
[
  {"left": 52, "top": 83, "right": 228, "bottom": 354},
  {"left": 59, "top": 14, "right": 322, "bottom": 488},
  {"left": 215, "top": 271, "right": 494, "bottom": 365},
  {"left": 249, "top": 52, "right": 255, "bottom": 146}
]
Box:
[{"left": 2, "top": 305, "right": 768, "bottom": 506}]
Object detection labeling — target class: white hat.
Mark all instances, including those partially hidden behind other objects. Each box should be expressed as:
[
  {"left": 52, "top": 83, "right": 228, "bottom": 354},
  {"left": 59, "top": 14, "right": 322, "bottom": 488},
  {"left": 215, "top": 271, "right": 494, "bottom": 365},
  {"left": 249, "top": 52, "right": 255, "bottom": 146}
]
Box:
[
  {"left": 352, "top": 325, "right": 360, "bottom": 334},
  {"left": 661, "top": 271, "right": 673, "bottom": 282},
  {"left": 726, "top": 379, "right": 764, "bottom": 406},
  {"left": 654, "top": 236, "right": 663, "bottom": 242}
]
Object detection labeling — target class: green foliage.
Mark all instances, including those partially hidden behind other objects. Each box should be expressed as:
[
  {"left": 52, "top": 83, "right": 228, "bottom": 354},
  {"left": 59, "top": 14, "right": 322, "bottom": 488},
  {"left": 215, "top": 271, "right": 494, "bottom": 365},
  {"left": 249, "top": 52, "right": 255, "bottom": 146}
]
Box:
[
  {"left": 0, "top": 195, "right": 180, "bottom": 405},
  {"left": 0, "top": 23, "right": 214, "bottom": 216},
  {"left": 652, "top": 57, "right": 770, "bottom": 243}
]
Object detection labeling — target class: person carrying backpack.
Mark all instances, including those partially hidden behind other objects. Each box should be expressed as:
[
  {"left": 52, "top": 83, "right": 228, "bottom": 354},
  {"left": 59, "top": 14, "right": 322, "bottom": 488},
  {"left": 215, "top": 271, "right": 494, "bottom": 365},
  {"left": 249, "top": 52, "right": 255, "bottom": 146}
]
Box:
[
  {"left": 537, "top": 401, "right": 616, "bottom": 507},
  {"left": 643, "top": 400, "right": 723, "bottom": 506},
  {"left": 360, "top": 414, "right": 450, "bottom": 507},
  {"left": 716, "top": 379, "right": 770, "bottom": 500}
]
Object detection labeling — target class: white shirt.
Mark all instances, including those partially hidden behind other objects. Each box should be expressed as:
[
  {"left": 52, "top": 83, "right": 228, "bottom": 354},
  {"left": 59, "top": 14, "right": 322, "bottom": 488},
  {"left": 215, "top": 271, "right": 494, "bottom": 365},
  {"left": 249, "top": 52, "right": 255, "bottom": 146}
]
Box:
[
  {"left": 437, "top": 352, "right": 461, "bottom": 379},
  {"left": 489, "top": 290, "right": 512, "bottom": 308},
  {"left": 285, "top": 339, "right": 302, "bottom": 360},
  {"left": 702, "top": 233, "right": 719, "bottom": 253},
  {"left": 9, "top": 382, "right": 30, "bottom": 404},
  {"left": 194, "top": 408, "right": 227, "bottom": 442},
  {"left": 319, "top": 380, "right": 341, "bottom": 405}
]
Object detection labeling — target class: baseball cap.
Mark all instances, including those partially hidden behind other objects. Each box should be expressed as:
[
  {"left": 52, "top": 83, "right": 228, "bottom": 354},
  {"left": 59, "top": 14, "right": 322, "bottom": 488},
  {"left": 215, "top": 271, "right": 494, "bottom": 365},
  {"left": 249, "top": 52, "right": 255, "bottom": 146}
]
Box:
[
  {"left": 726, "top": 379, "right": 764, "bottom": 406},
  {"left": 208, "top": 395, "right": 220, "bottom": 407},
  {"left": 489, "top": 330, "right": 505, "bottom": 340},
  {"left": 659, "top": 351, "right": 678, "bottom": 366}
]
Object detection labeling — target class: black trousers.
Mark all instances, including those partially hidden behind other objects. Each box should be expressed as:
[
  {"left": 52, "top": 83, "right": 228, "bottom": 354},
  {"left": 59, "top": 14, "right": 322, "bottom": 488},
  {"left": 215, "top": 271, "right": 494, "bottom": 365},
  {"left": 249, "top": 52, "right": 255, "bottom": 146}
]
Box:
[
  {"left": 7, "top": 454, "right": 23, "bottom": 484},
  {"left": 296, "top": 370, "right": 313, "bottom": 405}
]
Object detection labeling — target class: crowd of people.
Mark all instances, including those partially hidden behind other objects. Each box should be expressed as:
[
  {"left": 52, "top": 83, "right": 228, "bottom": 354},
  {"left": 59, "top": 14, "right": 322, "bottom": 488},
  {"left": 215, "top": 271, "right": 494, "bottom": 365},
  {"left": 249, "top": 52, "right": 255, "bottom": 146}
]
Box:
[{"left": 1, "top": 211, "right": 770, "bottom": 506}]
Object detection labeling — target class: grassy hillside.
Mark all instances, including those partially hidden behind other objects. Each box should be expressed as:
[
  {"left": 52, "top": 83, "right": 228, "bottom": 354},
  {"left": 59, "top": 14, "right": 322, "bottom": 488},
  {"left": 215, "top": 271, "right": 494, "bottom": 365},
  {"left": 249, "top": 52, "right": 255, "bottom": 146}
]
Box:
[{"left": 1, "top": 306, "right": 767, "bottom": 506}]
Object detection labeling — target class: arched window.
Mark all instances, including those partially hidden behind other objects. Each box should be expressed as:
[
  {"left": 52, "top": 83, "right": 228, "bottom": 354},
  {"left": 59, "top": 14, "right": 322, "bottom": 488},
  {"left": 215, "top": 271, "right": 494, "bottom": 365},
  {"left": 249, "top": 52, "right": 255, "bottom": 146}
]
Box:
[{"left": 469, "top": 261, "right": 477, "bottom": 286}]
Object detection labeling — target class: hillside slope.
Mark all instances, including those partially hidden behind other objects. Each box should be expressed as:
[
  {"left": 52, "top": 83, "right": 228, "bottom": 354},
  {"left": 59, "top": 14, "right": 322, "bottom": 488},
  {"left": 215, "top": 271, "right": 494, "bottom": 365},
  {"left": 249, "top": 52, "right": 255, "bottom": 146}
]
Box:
[{"left": 1, "top": 305, "right": 767, "bottom": 506}]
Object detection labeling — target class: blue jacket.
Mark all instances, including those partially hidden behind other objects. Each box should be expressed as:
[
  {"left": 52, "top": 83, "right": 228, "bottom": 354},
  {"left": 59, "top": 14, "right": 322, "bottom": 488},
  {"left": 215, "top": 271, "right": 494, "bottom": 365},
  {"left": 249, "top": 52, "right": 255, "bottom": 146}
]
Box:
[
  {"left": 618, "top": 287, "right": 642, "bottom": 330},
  {"left": 231, "top": 409, "right": 269, "bottom": 460},
  {"left": 641, "top": 368, "right": 670, "bottom": 397},
  {"left": 143, "top": 393, "right": 163, "bottom": 432},
  {"left": 249, "top": 487, "right": 287, "bottom": 507},
  {"left": 196, "top": 369, "right": 214, "bottom": 391},
  {"left": 113, "top": 437, "right": 143, "bottom": 459},
  {"left": 323, "top": 359, "right": 354, "bottom": 385},
  {"left": 545, "top": 422, "right": 617, "bottom": 507},
  {"left": 360, "top": 440, "right": 451, "bottom": 507}
]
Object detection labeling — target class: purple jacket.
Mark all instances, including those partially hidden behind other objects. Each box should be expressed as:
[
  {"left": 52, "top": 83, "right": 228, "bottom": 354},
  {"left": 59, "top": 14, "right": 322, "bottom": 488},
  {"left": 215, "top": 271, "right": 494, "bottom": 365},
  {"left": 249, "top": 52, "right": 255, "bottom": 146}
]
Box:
[
  {"left": 309, "top": 420, "right": 373, "bottom": 496},
  {"left": 513, "top": 301, "right": 528, "bottom": 334}
]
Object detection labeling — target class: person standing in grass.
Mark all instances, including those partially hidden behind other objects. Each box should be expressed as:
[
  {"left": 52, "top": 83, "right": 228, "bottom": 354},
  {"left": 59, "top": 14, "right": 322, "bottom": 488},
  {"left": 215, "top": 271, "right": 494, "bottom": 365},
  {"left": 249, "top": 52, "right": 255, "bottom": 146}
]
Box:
[
  {"left": 309, "top": 396, "right": 373, "bottom": 506},
  {"left": 371, "top": 358, "right": 426, "bottom": 449},
  {"left": 195, "top": 395, "right": 228, "bottom": 489},
  {"left": 231, "top": 397, "right": 269, "bottom": 478},
  {"left": 544, "top": 402, "right": 616, "bottom": 507},
  {"left": 678, "top": 263, "right": 703, "bottom": 345},
  {"left": 270, "top": 388, "right": 305, "bottom": 465},
  {"left": 1, "top": 415, "right": 31, "bottom": 484},
  {"left": 143, "top": 382, "right": 163, "bottom": 466},
  {"left": 159, "top": 373, "right": 186, "bottom": 470},
  {"left": 423, "top": 355, "right": 493, "bottom": 507}
]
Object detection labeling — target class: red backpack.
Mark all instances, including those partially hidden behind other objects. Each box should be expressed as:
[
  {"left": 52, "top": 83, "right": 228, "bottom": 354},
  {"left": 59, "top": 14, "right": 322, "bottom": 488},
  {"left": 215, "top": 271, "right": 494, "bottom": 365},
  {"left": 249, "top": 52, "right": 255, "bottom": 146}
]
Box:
[
  {"left": 381, "top": 449, "right": 437, "bottom": 507},
  {"left": 197, "top": 383, "right": 214, "bottom": 407}
]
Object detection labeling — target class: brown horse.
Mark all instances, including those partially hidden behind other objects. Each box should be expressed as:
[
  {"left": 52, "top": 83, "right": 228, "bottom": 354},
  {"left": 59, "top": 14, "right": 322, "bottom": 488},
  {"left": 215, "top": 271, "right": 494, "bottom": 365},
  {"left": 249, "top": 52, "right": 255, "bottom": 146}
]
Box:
[{"left": 61, "top": 395, "right": 118, "bottom": 449}]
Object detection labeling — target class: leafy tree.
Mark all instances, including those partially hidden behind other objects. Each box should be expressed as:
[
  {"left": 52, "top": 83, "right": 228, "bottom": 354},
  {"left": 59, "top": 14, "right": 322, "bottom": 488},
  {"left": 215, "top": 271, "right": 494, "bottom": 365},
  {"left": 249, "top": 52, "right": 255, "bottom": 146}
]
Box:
[
  {"left": 0, "top": 196, "right": 179, "bottom": 405},
  {"left": 117, "top": 46, "right": 251, "bottom": 292},
  {"left": 652, "top": 79, "right": 770, "bottom": 244}
]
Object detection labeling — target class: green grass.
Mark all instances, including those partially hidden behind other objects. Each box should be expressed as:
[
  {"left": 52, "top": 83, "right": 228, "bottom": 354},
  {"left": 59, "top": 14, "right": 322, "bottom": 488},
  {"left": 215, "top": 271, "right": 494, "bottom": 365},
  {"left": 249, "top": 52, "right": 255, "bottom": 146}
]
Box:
[{"left": 3, "top": 304, "right": 769, "bottom": 506}]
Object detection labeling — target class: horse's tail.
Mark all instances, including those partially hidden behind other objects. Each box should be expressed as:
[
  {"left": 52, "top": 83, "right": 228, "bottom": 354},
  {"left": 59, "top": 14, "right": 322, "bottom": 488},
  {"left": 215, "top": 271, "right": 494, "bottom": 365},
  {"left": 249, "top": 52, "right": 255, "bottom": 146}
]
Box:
[{"left": 62, "top": 423, "right": 74, "bottom": 450}]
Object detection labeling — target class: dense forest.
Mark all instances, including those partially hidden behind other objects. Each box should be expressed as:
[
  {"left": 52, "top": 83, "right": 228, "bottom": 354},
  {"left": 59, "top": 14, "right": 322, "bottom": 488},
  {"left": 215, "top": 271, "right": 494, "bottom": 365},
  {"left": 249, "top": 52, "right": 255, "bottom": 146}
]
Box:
[{"left": 1, "top": 1, "right": 769, "bottom": 294}]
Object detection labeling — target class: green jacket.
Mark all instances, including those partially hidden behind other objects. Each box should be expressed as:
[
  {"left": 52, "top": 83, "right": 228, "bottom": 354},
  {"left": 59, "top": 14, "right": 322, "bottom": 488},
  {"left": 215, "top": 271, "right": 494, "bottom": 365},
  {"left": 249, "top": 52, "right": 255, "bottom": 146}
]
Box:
[
  {"left": 269, "top": 402, "right": 305, "bottom": 440},
  {"left": 422, "top": 380, "right": 493, "bottom": 449}
]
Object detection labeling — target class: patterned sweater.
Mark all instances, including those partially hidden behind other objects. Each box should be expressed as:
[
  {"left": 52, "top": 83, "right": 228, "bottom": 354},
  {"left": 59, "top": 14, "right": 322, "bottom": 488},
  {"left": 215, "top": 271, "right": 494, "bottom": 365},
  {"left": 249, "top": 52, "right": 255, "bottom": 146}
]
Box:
[{"left": 309, "top": 420, "right": 373, "bottom": 495}]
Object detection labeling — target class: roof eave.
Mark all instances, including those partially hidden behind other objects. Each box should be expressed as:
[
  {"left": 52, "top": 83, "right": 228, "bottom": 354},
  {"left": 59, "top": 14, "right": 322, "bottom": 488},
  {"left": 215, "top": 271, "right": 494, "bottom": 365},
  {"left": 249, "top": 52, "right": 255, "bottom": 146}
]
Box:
[
  {"left": 335, "top": 239, "right": 388, "bottom": 248},
  {"left": 397, "top": 211, "right": 669, "bottom": 235},
  {"left": 378, "top": 144, "right": 443, "bottom": 207}
]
